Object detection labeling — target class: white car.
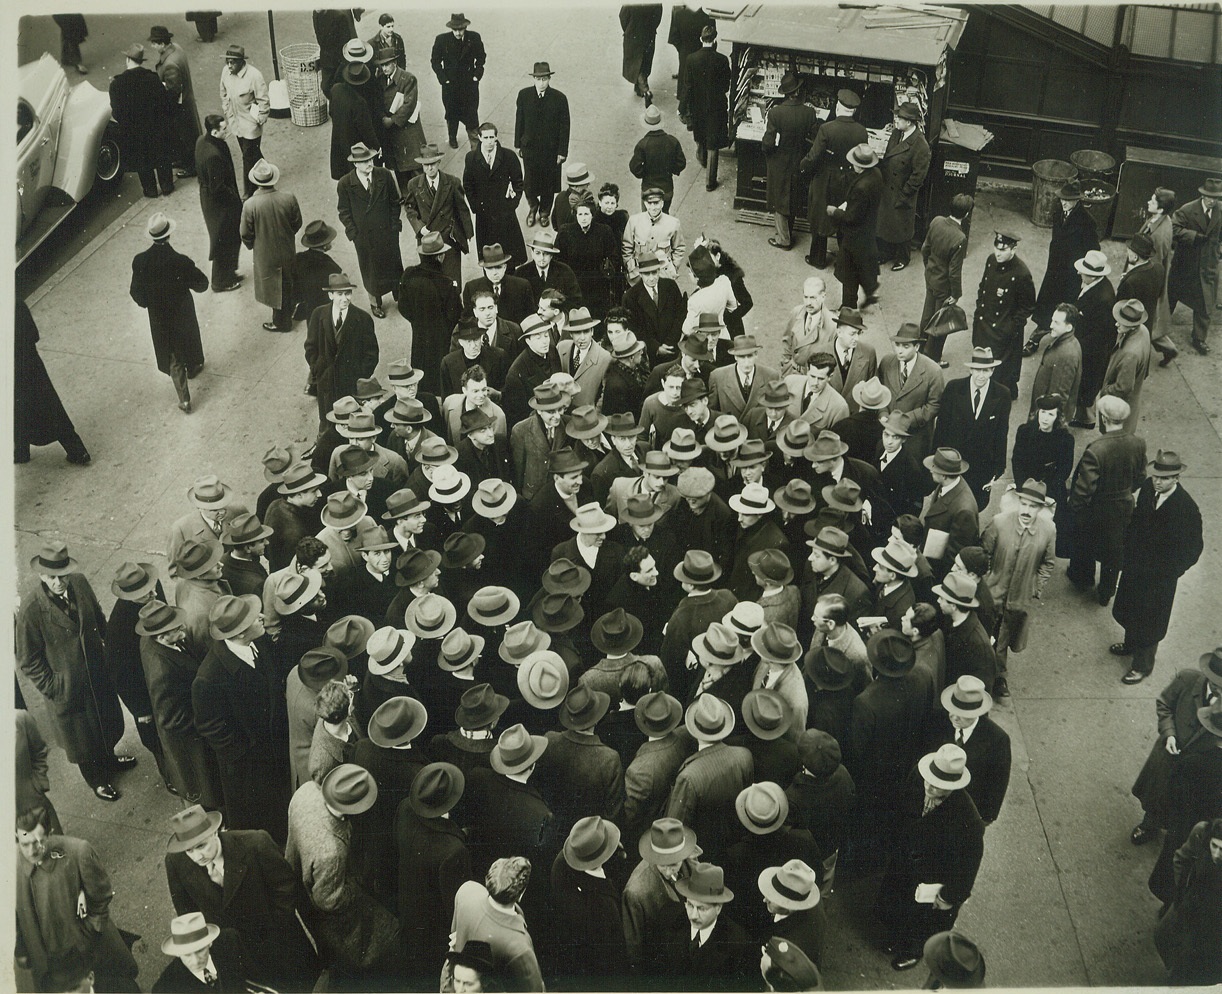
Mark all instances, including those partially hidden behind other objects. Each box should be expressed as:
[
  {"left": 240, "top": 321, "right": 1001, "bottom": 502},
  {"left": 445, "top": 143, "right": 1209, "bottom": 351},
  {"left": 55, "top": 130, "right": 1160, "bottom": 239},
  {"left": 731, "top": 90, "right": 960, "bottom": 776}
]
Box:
[{"left": 17, "top": 53, "right": 121, "bottom": 262}]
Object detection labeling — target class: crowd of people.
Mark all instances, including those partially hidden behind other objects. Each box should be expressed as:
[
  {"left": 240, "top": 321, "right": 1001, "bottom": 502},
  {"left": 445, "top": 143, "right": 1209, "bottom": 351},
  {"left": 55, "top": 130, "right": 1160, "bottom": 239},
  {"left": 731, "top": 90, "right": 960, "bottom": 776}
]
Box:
[{"left": 13, "top": 6, "right": 1222, "bottom": 993}]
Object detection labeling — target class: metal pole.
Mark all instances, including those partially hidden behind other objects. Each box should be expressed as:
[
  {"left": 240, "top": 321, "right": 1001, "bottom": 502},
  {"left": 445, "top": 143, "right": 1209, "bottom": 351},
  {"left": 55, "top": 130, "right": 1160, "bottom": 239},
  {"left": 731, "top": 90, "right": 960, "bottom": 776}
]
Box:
[{"left": 268, "top": 11, "right": 280, "bottom": 79}]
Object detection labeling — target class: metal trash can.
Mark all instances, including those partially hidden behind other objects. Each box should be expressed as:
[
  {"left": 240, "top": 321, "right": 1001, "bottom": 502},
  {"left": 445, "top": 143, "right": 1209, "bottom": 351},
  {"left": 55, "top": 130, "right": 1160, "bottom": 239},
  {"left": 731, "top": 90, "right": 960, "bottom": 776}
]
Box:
[
  {"left": 279, "top": 42, "right": 327, "bottom": 127},
  {"left": 1031, "top": 159, "right": 1077, "bottom": 227},
  {"left": 1071, "top": 149, "right": 1118, "bottom": 236}
]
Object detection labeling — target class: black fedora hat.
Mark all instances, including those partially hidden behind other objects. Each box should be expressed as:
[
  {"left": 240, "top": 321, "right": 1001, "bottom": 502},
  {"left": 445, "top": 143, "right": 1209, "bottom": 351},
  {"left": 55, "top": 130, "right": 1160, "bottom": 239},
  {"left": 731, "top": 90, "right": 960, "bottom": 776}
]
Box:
[
  {"left": 634, "top": 692, "right": 682, "bottom": 737},
  {"left": 590, "top": 608, "right": 643, "bottom": 656},
  {"left": 409, "top": 762, "right": 465, "bottom": 818},
  {"left": 455, "top": 682, "right": 510, "bottom": 730},
  {"left": 803, "top": 644, "right": 854, "bottom": 691}
]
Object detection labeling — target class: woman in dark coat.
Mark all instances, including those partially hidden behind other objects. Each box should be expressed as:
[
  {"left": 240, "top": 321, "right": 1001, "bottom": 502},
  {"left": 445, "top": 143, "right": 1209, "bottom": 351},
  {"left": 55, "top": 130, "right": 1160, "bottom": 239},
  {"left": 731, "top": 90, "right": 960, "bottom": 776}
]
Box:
[
  {"left": 594, "top": 182, "right": 631, "bottom": 304},
  {"left": 1010, "top": 398, "right": 1075, "bottom": 557},
  {"left": 194, "top": 114, "right": 242, "bottom": 291},
  {"left": 397, "top": 235, "right": 463, "bottom": 396},
  {"left": 556, "top": 195, "right": 619, "bottom": 319},
  {"left": 13, "top": 300, "right": 89, "bottom": 464}
]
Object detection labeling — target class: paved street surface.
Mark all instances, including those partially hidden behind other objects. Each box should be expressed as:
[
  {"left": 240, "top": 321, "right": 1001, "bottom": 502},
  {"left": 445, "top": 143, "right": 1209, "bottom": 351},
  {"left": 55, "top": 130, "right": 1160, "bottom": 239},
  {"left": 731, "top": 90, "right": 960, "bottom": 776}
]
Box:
[{"left": 11, "top": 6, "right": 1221, "bottom": 990}]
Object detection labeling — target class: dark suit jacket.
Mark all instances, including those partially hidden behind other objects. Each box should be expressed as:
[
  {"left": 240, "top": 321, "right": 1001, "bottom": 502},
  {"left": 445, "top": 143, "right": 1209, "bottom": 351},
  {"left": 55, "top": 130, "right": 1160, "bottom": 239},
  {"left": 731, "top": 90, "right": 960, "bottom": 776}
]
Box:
[
  {"left": 550, "top": 537, "right": 625, "bottom": 617},
  {"left": 536, "top": 729, "right": 625, "bottom": 836},
  {"left": 891, "top": 769, "right": 985, "bottom": 906},
  {"left": 441, "top": 342, "right": 508, "bottom": 395},
  {"left": 448, "top": 316, "right": 521, "bottom": 362},
  {"left": 514, "top": 259, "right": 582, "bottom": 305},
  {"left": 464, "top": 768, "right": 557, "bottom": 877},
  {"left": 165, "top": 829, "right": 316, "bottom": 988},
  {"left": 648, "top": 902, "right": 755, "bottom": 991},
  {"left": 304, "top": 303, "right": 379, "bottom": 410},
  {"left": 1116, "top": 260, "right": 1166, "bottom": 332},
  {"left": 221, "top": 553, "right": 267, "bottom": 599},
  {"left": 623, "top": 277, "right": 686, "bottom": 357},
  {"left": 403, "top": 171, "right": 475, "bottom": 253},
  {"left": 922, "top": 215, "right": 968, "bottom": 300},
  {"left": 879, "top": 446, "right": 930, "bottom": 524},
  {"left": 666, "top": 742, "right": 754, "bottom": 859},
  {"left": 919, "top": 476, "right": 979, "bottom": 570},
  {"left": 511, "top": 412, "right": 569, "bottom": 501},
  {"left": 785, "top": 764, "right": 856, "bottom": 859},
  {"left": 724, "top": 828, "right": 823, "bottom": 940},
  {"left": 527, "top": 479, "right": 595, "bottom": 573},
  {"left": 629, "top": 130, "right": 687, "bottom": 201},
  {"left": 463, "top": 274, "right": 537, "bottom": 326},
  {"left": 928, "top": 713, "right": 1012, "bottom": 823},
  {"left": 152, "top": 928, "right": 249, "bottom": 993},
  {"left": 395, "top": 804, "right": 471, "bottom": 977},
  {"left": 943, "top": 613, "right": 997, "bottom": 690},
  {"left": 932, "top": 377, "right": 1012, "bottom": 493},
  {"left": 850, "top": 669, "right": 936, "bottom": 795},
  {"left": 548, "top": 853, "right": 631, "bottom": 983}
]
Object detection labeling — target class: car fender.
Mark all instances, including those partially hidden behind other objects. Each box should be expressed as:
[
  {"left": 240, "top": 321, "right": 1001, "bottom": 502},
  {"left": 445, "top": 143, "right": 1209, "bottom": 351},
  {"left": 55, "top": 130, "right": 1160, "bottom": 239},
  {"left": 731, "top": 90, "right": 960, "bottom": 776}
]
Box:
[{"left": 53, "top": 79, "right": 113, "bottom": 202}]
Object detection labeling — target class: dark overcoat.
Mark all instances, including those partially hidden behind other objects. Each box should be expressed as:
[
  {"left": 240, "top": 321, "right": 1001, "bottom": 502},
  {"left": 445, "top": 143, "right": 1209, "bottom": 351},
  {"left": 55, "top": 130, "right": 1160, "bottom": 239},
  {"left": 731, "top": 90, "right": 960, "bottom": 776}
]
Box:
[
  {"left": 763, "top": 98, "right": 820, "bottom": 215},
  {"left": 240, "top": 188, "right": 302, "bottom": 310},
  {"left": 620, "top": 4, "right": 663, "bottom": 83},
  {"left": 337, "top": 166, "right": 404, "bottom": 297},
  {"left": 395, "top": 804, "right": 471, "bottom": 979},
  {"left": 535, "top": 729, "right": 626, "bottom": 837},
  {"left": 877, "top": 126, "right": 932, "bottom": 244},
  {"left": 833, "top": 167, "right": 884, "bottom": 287},
  {"left": 105, "top": 591, "right": 162, "bottom": 722},
  {"left": 972, "top": 253, "right": 1036, "bottom": 389},
  {"left": 192, "top": 638, "right": 290, "bottom": 843},
  {"left": 1113, "top": 480, "right": 1203, "bottom": 646},
  {"left": 14, "top": 301, "right": 77, "bottom": 449},
  {"left": 305, "top": 302, "right": 380, "bottom": 416},
  {"left": 932, "top": 377, "right": 1012, "bottom": 500},
  {"left": 166, "top": 828, "right": 319, "bottom": 990},
  {"left": 402, "top": 169, "right": 474, "bottom": 254},
  {"left": 514, "top": 86, "right": 571, "bottom": 197},
  {"left": 556, "top": 220, "right": 619, "bottom": 315},
  {"left": 1132, "top": 670, "right": 1218, "bottom": 829},
  {"left": 152, "top": 928, "right": 248, "bottom": 993},
  {"left": 195, "top": 134, "right": 242, "bottom": 265},
  {"left": 328, "top": 79, "right": 379, "bottom": 181},
  {"left": 1032, "top": 201, "right": 1099, "bottom": 327},
  {"left": 1169, "top": 197, "right": 1222, "bottom": 313},
  {"left": 685, "top": 45, "right": 731, "bottom": 149},
  {"left": 1075, "top": 275, "right": 1117, "bottom": 403},
  {"left": 463, "top": 145, "right": 528, "bottom": 268},
  {"left": 131, "top": 240, "right": 209, "bottom": 373},
  {"left": 155, "top": 41, "right": 202, "bottom": 140},
  {"left": 378, "top": 67, "right": 427, "bottom": 172},
  {"left": 17, "top": 576, "right": 124, "bottom": 765},
  {"left": 1068, "top": 429, "right": 1146, "bottom": 571},
  {"left": 549, "top": 851, "right": 631, "bottom": 982},
  {"left": 109, "top": 64, "right": 176, "bottom": 172},
  {"left": 629, "top": 130, "right": 687, "bottom": 202},
  {"left": 801, "top": 115, "right": 869, "bottom": 237},
  {"left": 289, "top": 247, "right": 343, "bottom": 322},
  {"left": 464, "top": 767, "right": 558, "bottom": 879},
  {"left": 430, "top": 29, "right": 485, "bottom": 124},
  {"left": 397, "top": 260, "right": 462, "bottom": 395}
]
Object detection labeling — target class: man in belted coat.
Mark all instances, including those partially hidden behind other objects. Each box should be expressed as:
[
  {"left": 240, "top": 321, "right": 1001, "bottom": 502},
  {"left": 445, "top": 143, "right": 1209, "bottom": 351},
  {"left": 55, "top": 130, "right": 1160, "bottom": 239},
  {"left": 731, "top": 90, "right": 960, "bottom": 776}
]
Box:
[
  {"left": 515, "top": 62, "right": 571, "bottom": 227},
  {"left": 18, "top": 542, "right": 131, "bottom": 801},
  {"left": 465, "top": 125, "right": 528, "bottom": 270},
  {"left": 131, "top": 212, "right": 209, "bottom": 413},
  {"left": 1111, "top": 450, "right": 1203, "bottom": 684},
  {"left": 630, "top": 105, "right": 686, "bottom": 211},
  {"left": 431, "top": 13, "right": 486, "bottom": 150},
  {"left": 110, "top": 43, "right": 177, "bottom": 197},
  {"left": 1130, "top": 649, "right": 1222, "bottom": 844},
  {"left": 404, "top": 142, "right": 475, "bottom": 287},
  {"left": 240, "top": 159, "right": 302, "bottom": 331},
  {"left": 337, "top": 142, "right": 404, "bottom": 317},
  {"left": 306, "top": 273, "right": 380, "bottom": 430},
  {"left": 877, "top": 103, "right": 932, "bottom": 271},
  {"left": 1167, "top": 176, "right": 1222, "bottom": 356},
  {"left": 149, "top": 25, "right": 201, "bottom": 175},
  {"left": 830, "top": 144, "right": 885, "bottom": 310},
  {"left": 971, "top": 231, "right": 1035, "bottom": 396},
  {"left": 1066, "top": 395, "right": 1146, "bottom": 605},
  {"left": 685, "top": 25, "right": 731, "bottom": 191},
  {"left": 800, "top": 88, "right": 868, "bottom": 270},
  {"left": 194, "top": 114, "right": 243, "bottom": 292},
  {"left": 763, "top": 73, "right": 819, "bottom": 252}
]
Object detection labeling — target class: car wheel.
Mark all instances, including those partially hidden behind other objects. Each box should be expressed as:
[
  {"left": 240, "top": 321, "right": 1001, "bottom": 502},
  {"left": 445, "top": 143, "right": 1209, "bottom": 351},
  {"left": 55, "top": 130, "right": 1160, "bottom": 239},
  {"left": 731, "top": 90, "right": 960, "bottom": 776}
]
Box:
[{"left": 95, "top": 136, "right": 122, "bottom": 186}]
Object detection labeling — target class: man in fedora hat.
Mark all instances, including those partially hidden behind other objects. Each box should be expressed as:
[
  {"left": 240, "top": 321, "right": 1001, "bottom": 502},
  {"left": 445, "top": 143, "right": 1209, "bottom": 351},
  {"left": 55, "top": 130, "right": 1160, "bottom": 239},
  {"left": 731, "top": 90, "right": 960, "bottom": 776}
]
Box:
[
  {"left": 1111, "top": 451, "right": 1203, "bottom": 685},
  {"left": 828, "top": 144, "right": 884, "bottom": 308},
  {"left": 667, "top": 696, "right": 754, "bottom": 859},
  {"left": 1066, "top": 394, "right": 1146, "bottom": 603},
  {"left": 930, "top": 676, "right": 1012, "bottom": 825},
  {"left": 876, "top": 102, "right": 931, "bottom": 272},
  {"left": 465, "top": 243, "right": 536, "bottom": 323},
  {"left": 918, "top": 447, "right": 979, "bottom": 577},
  {"left": 312, "top": 9, "right": 359, "bottom": 98},
  {"left": 823, "top": 308, "right": 877, "bottom": 414},
  {"left": 465, "top": 127, "right": 529, "bottom": 271},
  {"left": 110, "top": 42, "right": 177, "bottom": 198},
  {"left": 625, "top": 817, "right": 703, "bottom": 971},
  {"left": 785, "top": 729, "right": 855, "bottom": 886},
  {"left": 526, "top": 445, "right": 594, "bottom": 566},
  {"left": 623, "top": 258, "right": 686, "bottom": 359},
  {"left": 330, "top": 403, "right": 410, "bottom": 486},
  {"left": 219, "top": 44, "right": 270, "bottom": 197},
  {"left": 1025, "top": 180, "right": 1101, "bottom": 356},
  {"left": 15, "top": 806, "right": 141, "bottom": 992},
  {"left": 148, "top": 25, "right": 200, "bottom": 178},
  {"left": 875, "top": 743, "right": 985, "bottom": 971},
  {"left": 922, "top": 930, "right": 986, "bottom": 989},
  {"left": 933, "top": 348, "right": 1012, "bottom": 510},
  {"left": 623, "top": 187, "right": 687, "bottom": 284},
  {"left": 193, "top": 114, "right": 244, "bottom": 293},
  {"left": 878, "top": 322, "right": 943, "bottom": 458},
  {"left": 193, "top": 595, "right": 290, "bottom": 843},
  {"left": 328, "top": 52, "right": 380, "bottom": 181},
  {"left": 510, "top": 381, "right": 569, "bottom": 500},
  {"left": 456, "top": 403, "right": 511, "bottom": 486},
  {"left": 130, "top": 212, "right": 209, "bottom": 413},
  {"left": 290, "top": 221, "right": 343, "bottom": 334},
  {"left": 648, "top": 859, "right": 755, "bottom": 986},
  {"left": 404, "top": 143, "right": 475, "bottom": 288},
  {"left": 756, "top": 859, "right": 828, "bottom": 967},
  {"left": 550, "top": 816, "right": 631, "bottom": 983},
  {"left": 305, "top": 273, "right": 379, "bottom": 427},
  {"left": 18, "top": 542, "right": 132, "bottom": 801},
  {"left": 833, "top": 375, "right": 891, "bottom": 463},
  {"left": 685, "top": 23, "right": 731, "bottom": 190},
  {"left": 761, "top": 72, "right": 819, "bottom": 253},
  {"left": 918, "top": 194, "right": 973, "bottom": 365},
  {"left": 173, "top": 537, "right": 231, "bottom": 658},
  {"left": 328, "top": 446, "right": 397, "bottom": 525},
  {"left": 220, "top": 512, "right": 273, "bottom": 596},
  {"left": 551, "top": 161, "right": 595, "bottom": 232},
  {"left": 431, "top": 14, "right": 486, "bottom": 149},
  {"left": 1098, "top": 299, "right": 1153, "bottom": 432},
  {"left": 396, "top": 762, "right": 472, "bottom": 980},
  {"left": 630, "top": 105, "right": 687, "bottom": 211},
  {"left": 798, "top": 87, "right": 868, "bottom": 268},
  {"left": 240, "top": 159, "right": 303, "bottom": 331},
  {"left": 514, "top": 61, "right": 570, "bottom": 227},
  {"left": 981, "top": 480, "right": 1057, "bottom": 695},
  {"left": 152, "top": 910, "right": 248, "bottom": 992},
  {"left": 661, "top": 550, "right": 738, "bottom": 697},
  {"left": 1117, "top": 231, "right": 1173, "bottom": 364},
  {"left": 264, "top": 464, "right": 328, "bottom": 571},
  {"left": 168, "top": 475, "right": 247, "bottom": 572},
  {"left": 374, "top": 43, "right": 427, "bottom": 190},
  {"left": 875, "top": 412, "right": 931, "bottom": 528},
  {"left": 970, "top": 229, "right": 1035, "bottom": 395},
  {"left": 398, "top": 232, "right": 466, "bottom": 395},
  {"left": 1167, "top": 176, "right": 1221, "bottom": 355},
  {"left": 726, "top": 485, "right": 788, "bottom": 602},
  {"left": 618, "top": 689, "right": 690, "bottom": 829},
  {"left": 933, "top": 572, "right": 997, "bottom": 692},
  {"left": 1067, "top": 248, "right": 1118, "bottom": 427},
  {"left": 339, "top": 143, "right": 406, "bottom": 318},
  {"left": 453, "top": 287, "right": 522, "bottom": 366}
]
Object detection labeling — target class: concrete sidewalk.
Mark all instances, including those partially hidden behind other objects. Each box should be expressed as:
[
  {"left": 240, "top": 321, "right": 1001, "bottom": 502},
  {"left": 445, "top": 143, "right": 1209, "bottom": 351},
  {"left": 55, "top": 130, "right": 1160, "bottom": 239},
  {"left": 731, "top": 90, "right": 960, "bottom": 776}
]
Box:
[{"left": 12, "top": 7, "right": 1221, "bottom": 990}]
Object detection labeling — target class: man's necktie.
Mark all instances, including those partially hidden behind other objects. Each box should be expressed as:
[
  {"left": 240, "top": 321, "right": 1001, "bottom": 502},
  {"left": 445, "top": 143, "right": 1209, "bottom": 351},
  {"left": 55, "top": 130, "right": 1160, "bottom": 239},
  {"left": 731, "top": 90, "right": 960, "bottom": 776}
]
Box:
[
  {"left": 900, "top": 362, "right": 909, "bottom": 386},
  {"left": 972, "top": 388, "right": 982, "bottom": 418},
  {"left": 206, "top": 859, "right": 224, "bottom": 886},
  {"left": 955, "top": 728, "right": 964, "bottom": 744},
  {"left": 922, "top": 795, "right": 938, "bottom": 816},
  {"left": 493, "top": 283, "right": 501, "bottom": 298},
  {"left": 805, "top": 314, "right": 814, "bottom": 337},
  {"left": 690, "top": 934, "right": 702, "bottom": 955},
  {"left": 203, "top": 968, "right": 216, "bottom": 987},
  {"left": 574, "top": 347, "right": 585, "bottom": 370},
  {"left": 335, "top": 313, "right": 344, "bottom": 334}
]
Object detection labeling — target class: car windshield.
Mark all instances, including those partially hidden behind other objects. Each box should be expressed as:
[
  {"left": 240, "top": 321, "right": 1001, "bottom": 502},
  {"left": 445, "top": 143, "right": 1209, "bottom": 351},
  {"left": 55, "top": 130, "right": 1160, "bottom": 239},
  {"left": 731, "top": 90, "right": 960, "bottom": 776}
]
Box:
[{"left": 17, "top": 100, "right": 34, "bottom": 144}]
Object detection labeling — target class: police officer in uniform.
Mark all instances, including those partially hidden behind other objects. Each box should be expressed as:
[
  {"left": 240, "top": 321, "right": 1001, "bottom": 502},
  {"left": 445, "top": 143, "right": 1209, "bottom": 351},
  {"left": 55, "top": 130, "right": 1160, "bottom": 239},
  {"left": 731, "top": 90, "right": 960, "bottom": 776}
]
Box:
[
  {"left": 972, "top": 231, "right": 1036, "bottom": 397},
  {"left": 800, "top": 88, "right": 868, "bottom": 270}
]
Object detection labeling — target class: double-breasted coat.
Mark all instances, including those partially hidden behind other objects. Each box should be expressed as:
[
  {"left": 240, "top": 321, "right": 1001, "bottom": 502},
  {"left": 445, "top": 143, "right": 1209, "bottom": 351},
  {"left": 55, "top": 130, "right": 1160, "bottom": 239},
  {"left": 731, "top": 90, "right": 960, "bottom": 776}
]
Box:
[
  {"left": 1032, "top": 201, "right": 1100, "bottom": 328},
  {"left": 195, "top": 133, "right": 242, "bottom": 273},
  {"left": 109, "top": 64, "right": 176, "bottom": 173},
  {"left": 877, "top": 126, "right": 932, "bottom": 245},
  {"left": 403, "top": 170, "right": 474, "bottom": 256},
  {"left": 17, "top": 576, "right": 124, "bottom": 766},
  {"left": 763, "top": 97, "right": 820, "bottom": 216},
  {"left": 192, "top": 638, "right": 290, "bottom": 843},
  {"left": 430, "top": 29, "right": 486, "bottom": 131},
  {"left": 933, "top": 378, "right": 1012, "bottom": 502},
  {"left": 1112, "top": 480, "right": 1203, "bottom": 647},
  {"left": 685, "top": 44, "right": 732, "bottom": 150},
  {"left": 972, "top": 252, "right": 1036, "bottom": 391},
  {"left": 240, "top": 187, "right": 302, "bottom": 309},
  {"left": 378, "top": 66, "right": 427, "bottom": 173},
  {"left": 305, "top": 302, "right": 380, "bottom": 419},
  {"left": 464, "top": 146, "right": 528, "bottom": 268},
  {"left": 131, "top": 239, "right": 209, "bottom": 374},
  {"left": 514, "top": 85, "right": 571, "bottom": 198},
  {"left": 337, "top": 166, "right": 405, "bottom": 298},
  {"left": 800, "top": 115, "right": 870, "bottom": 237}
]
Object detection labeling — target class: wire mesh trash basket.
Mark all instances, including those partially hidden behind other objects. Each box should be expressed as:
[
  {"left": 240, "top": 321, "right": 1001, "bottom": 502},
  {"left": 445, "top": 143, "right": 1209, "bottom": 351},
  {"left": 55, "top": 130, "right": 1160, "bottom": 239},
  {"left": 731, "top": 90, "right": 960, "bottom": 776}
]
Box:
[
  {"left": 279, "top": 42, "right": 328, "bottom": 127},
  {"left": 1031, "top": 159, "right": 1077, "bottom": 227}
]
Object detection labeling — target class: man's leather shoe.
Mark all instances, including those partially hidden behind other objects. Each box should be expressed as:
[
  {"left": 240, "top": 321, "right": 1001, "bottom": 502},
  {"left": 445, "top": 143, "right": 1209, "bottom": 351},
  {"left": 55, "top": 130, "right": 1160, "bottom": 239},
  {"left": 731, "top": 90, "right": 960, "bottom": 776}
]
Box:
[
  {"left": 1192, "top": 339, "right": 1211, "bottom": 355},
  {"left": 891, "top": 954, "right": 921, "bottom": 971},
  {"left": 1156, "top": 343, "right": 1179, "bottom": 366},
  {"left": 891, "top": 261, "right": 907, "bottom": 271},
  {"left": 371, "top": 304, "right": 386, "bottom": 319},
  {"left": 179, "top": 400, "right": 192, "bottom": 414},
  {"left": 538, "top": 213, "right": 550, "bottom": 228},
  {"left": 1109, "top": 642, "right": 1131, "bottom": 656},
  {"left": 112, "top": 754, "right": 137, "bottom": 768},
  {"left": 938, "top": 360, "right": 950, "bottom": 368},
  {"left": 448, "top": 136, "right": 459, "bottom": 149},
  {"left": 1121, "top": 669, "right": 1147, "bottom": 685},
  {"left": 862, "top": 293, "right": 880, "bottom": 308},
  {"left": 1021, "top": 339, "right": 1040, "bottom": 357},
  {"left": 1097, "top": 589, "right": 1113, "bottom": 606},
  {"left": 94, "top": 784, "right": 120, "bottom": 802},
  {"left": 213, "top": 280, "right": 241, "bottom": 293},
  {"left": 188, "top": 364, "right": 204, "bottom": 378},
  {"left": 1131, "top": 824, "right": 1156, "bottom": 845},
  {"left": 768, "top": 237, "right": 791, "bottom": 250},
  {"left": 66, "top": 448, "right": 91, "bottom": 466},
  {"left": 706, "top": 182, "right": 718, "bottom": 192},
  {"left": 164, "top": 780, "right": 180, "bottom": 796},
  {"left": 993, "top": 676, "right": 1010, "bottom": 698},
  {"left": 526, "top": 208, "right": 537, "bottom": 227}
]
